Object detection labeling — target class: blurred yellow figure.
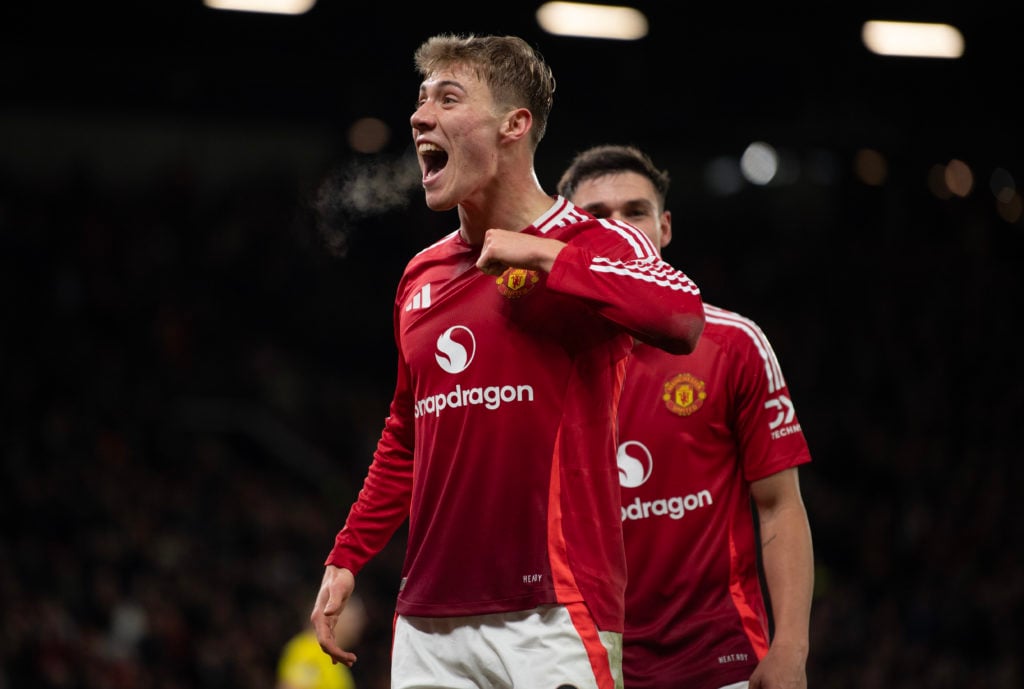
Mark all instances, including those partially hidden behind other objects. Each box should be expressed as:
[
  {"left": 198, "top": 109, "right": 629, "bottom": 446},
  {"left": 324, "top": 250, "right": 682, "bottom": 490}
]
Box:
[{"left": 277, "top": 595, "right": 368, "bottom": 689}]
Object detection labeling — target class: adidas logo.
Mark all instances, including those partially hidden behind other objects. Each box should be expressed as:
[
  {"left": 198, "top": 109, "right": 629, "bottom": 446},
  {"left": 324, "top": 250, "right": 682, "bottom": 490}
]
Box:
[{"left": 405, "top": 283, "right": 432, "bottom": 311}]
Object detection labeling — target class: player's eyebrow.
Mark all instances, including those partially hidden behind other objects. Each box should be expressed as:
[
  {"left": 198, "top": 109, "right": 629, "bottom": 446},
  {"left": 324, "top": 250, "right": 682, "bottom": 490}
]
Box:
[{"left": 419, "top": 79, "right": 467, "bottom": 95}]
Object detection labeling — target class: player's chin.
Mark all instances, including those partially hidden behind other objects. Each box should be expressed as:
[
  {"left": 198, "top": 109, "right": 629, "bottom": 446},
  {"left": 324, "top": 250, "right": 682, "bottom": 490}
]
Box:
[{"left": 423, "top": 191, "right": 457, "bottom": 212}]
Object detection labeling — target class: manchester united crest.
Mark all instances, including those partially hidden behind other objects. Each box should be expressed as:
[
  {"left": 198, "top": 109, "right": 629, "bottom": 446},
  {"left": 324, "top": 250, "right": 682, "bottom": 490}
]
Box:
[
  {"left": 663, "top": 373, "right": 707, "bottom": 416},
  {"left": 496, "top": 267, "right": 540, "bottom": 299}
]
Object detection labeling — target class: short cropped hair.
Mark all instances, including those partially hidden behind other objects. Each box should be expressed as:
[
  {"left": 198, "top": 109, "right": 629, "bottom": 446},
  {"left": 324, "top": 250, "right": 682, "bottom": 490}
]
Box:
[
  {"left": 414, "top": 34, "right": 556, "bottom": 148},
  {"left": 557, "top": 144, "right": 671, "bottom": 211}
]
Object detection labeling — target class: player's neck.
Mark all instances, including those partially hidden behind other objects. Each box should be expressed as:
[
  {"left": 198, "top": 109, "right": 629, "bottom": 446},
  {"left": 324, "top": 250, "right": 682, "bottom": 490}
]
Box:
[{"left": 457, "top": 177, "right": 552, "bottom": 246}]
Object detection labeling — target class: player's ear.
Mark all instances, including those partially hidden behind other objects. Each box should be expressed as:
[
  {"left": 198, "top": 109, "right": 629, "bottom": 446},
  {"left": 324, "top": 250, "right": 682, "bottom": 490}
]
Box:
[
  {"left": 501, "top": 107, "right": 532, "bottom": 142},
  {"left": 660, "top": 209, "right": 673, "bottom": 249}
]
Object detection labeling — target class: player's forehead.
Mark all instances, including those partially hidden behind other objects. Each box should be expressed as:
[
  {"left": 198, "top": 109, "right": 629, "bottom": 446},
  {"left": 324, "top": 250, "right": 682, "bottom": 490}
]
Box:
[
  {"left": 419, "top": 64, "right": 486, "bottom": 95},
  {"left": 574, "top": 171, "right": 658, "bottom": 206}
]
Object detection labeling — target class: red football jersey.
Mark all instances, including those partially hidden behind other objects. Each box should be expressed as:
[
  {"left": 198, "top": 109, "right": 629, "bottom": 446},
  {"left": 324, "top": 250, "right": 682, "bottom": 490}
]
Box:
[
  {"left": 326, "top": 197, "right": 704, "bottom": 632},
  {"left": 617, "top": 303, "right": 812, "bottom": 689}
]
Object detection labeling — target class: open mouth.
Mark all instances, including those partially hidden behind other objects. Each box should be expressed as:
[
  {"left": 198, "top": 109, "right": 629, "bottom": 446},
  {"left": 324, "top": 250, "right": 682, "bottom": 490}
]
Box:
[{"left": 418, "top": 142, "right": 449, "bottom": 182}]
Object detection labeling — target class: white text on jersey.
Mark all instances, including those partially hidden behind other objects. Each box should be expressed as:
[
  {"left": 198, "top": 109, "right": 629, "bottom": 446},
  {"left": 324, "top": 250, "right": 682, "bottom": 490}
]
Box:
[
  {"left": 621, "top": 490, "right": 713, "bottom": 522},
  {"left": 414, "top": 383, "right": 535, "bottom": 418}
]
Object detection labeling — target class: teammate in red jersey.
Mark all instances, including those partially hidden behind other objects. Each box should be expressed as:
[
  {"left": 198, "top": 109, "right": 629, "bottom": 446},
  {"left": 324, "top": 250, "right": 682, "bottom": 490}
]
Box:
[
  {"left": 309, "top": 37, "right": 706, "bottom": 689},
  {"left": 558, "top": 145, "right": 814, "bottom": 689}
]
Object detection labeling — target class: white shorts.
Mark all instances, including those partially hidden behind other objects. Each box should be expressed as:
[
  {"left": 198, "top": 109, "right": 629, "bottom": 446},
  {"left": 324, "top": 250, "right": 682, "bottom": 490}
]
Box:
[{"left": 391, "top": 602, "right": 622, "bottom": 689}]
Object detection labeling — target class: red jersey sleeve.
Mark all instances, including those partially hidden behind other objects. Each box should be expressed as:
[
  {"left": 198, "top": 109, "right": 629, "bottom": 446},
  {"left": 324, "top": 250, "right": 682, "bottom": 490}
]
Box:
[
  {"left": 715, "top": 307, "right": 811, "bottom": 482},
  {"left": 544, "top": 213, "right": 705, "bottom": 355}
]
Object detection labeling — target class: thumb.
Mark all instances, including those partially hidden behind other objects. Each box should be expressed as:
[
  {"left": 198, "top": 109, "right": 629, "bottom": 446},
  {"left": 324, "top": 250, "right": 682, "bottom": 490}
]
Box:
[{"left": 323, "top": 588, "right": 347, "bottom": 616}]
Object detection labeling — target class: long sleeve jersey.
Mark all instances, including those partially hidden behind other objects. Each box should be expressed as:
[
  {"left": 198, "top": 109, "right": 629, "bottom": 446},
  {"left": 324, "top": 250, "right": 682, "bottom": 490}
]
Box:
[
  {"left": 326, "top": 196, "right": 704, "bottom": 632},
  {"left": 616, "top": 303, "right": 812, "bottom": 689}
]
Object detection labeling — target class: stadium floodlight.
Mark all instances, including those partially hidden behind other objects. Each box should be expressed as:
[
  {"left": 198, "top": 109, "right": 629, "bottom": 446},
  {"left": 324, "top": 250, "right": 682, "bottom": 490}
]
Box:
[
  {"left": 204, "top": 0, "right": 316, "bottom": 15},
  {"left": 536, "top": 2, "right": 648, "bottom": 40},
  {"left": 862, "top": 20, "right": 964, "bottom": 58}
]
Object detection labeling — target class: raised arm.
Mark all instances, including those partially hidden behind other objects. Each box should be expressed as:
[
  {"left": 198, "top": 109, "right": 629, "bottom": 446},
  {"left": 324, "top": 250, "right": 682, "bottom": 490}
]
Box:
[{"left": 475, "top": 226, "right": 704, "bottom": 354}]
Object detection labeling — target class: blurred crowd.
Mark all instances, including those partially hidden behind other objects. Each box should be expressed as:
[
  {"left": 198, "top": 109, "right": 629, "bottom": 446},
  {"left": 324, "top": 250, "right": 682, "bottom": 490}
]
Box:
[{"left": 1, "top": 150, "right": 1021, "bottom": 688}]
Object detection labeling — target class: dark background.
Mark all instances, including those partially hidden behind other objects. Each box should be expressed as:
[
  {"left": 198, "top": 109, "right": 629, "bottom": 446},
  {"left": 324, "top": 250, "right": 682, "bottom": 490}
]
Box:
[{"left": 2, "top": 2, "right": 1022, "bottom": 688}]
